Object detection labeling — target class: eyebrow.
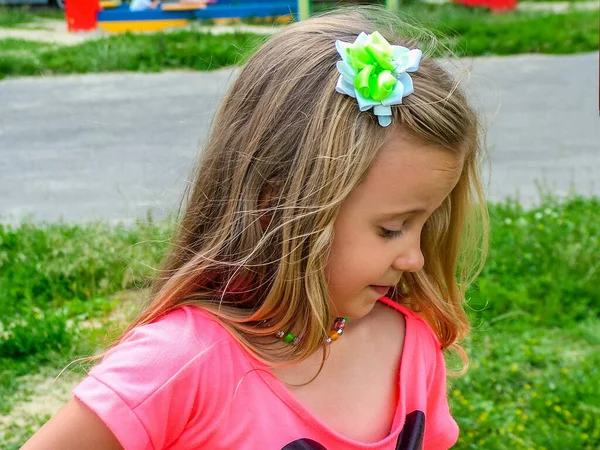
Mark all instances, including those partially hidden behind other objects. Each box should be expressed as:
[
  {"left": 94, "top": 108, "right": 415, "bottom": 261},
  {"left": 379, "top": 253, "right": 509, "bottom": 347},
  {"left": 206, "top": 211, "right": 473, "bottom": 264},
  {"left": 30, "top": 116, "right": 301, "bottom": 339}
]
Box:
[{"left": 378, "top": 209, "right": 427, "bottom": 220}]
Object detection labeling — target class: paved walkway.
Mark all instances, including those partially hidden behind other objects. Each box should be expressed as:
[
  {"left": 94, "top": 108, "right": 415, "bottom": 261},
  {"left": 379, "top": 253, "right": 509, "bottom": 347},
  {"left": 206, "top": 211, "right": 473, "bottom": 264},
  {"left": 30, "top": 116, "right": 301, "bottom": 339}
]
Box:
[{"left": 0, "top": 51, "right": 598, "bottom": 224}]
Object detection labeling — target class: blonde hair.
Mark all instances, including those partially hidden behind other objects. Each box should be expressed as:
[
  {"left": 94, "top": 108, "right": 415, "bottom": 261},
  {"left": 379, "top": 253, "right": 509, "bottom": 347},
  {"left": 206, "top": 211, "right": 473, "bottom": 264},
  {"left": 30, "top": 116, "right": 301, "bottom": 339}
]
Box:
[{"left": 122, "top": 6, "right": 488, "bottom": 376}]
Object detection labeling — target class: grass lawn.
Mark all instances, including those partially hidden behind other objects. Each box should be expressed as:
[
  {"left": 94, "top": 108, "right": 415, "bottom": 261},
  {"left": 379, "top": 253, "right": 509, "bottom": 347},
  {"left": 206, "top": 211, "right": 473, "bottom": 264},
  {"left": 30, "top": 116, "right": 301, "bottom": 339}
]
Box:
[
  {"left": 0, "top": 7, "right": 62, "bottom": 29},
  {"left": 0, "top": 195, "right": 599, "bottom": 448}
]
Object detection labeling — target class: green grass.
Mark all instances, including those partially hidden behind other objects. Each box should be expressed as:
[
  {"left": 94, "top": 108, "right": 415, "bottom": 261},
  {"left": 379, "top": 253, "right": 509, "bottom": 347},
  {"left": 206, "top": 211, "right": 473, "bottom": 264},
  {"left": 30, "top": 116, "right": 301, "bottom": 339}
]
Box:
[
  {"left": 0, "top": 7, "right": 33, "bottom": 28},
  {"left": 446, "top": 196, "right": 600, "bottom": 448},
  {"left": 0, "top": 4, "right": 598, "bottom": 79},
  {"left": 0, "top": 38, "right": 53, "bottom": 51},
  {"left": 2, "top": 417, "right": 50, "bottom": 450},
  {"left": 0, "top": 216, "right": 173, "bottom": 359},
  {"left": 468, "top": 196, "right": 599, "bottom": 327},
  {"left": 0, "top": 7, "right": 63, "bottom": 29},
  {"left": 450, "top": 320, "right": 600, "bottom": 448},
  {"left": 0, "top": 31, "right": 265, "bottom": 79},
  {"left": 399, "top": 4, "right": 600, "bottom": 56}
]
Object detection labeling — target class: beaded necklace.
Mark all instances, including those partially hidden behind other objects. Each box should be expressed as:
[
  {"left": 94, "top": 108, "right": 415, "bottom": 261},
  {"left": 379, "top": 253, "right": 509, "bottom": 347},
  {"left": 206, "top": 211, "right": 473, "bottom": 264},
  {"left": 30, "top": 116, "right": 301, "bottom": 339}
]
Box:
[{"left": 275, "top": 317, "right": 348, "bottom": 345}]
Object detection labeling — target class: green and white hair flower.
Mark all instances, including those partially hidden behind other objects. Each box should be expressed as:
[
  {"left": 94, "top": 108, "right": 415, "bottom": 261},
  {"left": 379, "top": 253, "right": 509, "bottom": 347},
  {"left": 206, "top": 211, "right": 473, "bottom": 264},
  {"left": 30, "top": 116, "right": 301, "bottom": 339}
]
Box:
[{"left": 335, "top": 31, "right": 422, "bottom": 127}]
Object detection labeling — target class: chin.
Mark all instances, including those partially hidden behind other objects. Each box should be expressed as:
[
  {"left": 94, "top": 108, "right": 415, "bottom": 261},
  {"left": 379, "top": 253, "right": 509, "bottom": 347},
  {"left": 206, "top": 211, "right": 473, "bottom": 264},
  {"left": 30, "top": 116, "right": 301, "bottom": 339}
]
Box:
[{"left": 341, "top": 299, "right": 379, "bottom": 320}]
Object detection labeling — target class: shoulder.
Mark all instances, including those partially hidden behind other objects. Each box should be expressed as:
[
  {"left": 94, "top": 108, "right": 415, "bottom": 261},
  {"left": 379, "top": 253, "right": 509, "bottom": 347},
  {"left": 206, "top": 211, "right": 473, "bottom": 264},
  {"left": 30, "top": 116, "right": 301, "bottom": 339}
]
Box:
[
  {"left": 72, "top": 306, "right": 241, "bottom": 448},
  {"left": 103, "top": 306, "right": 231, "bottom": 376},
  {"left": 371, "top": 299, "right": 406, "bottom": 333},
  {"left": 377, "top": 297, "right": 441, "bottom": 349},
  {"left": 377, "top": 297, "right": 444, "bottom": 381},
  {"left": 118, "top": 305, "right": 231, "bottom": 356},
  {"left": 78, "top": 306, "right": 236, "bottom": 408}
]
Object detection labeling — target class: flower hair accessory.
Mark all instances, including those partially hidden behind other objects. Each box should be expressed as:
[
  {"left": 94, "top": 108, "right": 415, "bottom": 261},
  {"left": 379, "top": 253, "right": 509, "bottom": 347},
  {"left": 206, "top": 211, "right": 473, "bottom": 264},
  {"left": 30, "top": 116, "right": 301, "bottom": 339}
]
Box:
[{"left": 335, "top": 31, "right": 422, "bottom": 127}]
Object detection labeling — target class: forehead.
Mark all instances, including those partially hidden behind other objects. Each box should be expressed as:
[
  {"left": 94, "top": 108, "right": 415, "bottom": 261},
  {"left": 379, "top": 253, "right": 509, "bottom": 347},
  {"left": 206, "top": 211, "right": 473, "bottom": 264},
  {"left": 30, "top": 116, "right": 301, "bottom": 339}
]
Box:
[{"left": 352, "top": 132, "right": 463, "bottom": 214}]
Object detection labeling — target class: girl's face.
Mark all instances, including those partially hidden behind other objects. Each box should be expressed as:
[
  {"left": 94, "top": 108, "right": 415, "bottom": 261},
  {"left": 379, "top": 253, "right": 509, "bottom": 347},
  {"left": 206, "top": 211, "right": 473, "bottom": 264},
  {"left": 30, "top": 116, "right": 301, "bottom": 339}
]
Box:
[{"left": 325, "top": 130, "right": 464, "bottom": 319}]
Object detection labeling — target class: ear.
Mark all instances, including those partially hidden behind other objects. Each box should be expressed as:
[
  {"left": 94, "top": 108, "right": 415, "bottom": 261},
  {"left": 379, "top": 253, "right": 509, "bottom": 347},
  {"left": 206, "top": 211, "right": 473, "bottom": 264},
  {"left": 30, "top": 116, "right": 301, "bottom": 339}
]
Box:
[{"left": 257, "top": 182, "right": 280, "bottom": 231}]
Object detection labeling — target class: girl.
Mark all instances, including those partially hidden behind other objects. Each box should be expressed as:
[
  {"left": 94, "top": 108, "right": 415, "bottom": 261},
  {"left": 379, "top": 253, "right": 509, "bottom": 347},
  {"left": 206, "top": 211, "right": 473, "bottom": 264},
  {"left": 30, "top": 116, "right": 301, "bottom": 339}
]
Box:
[{"left": 23, "top": 6, "right": 487, "bottom": 450}]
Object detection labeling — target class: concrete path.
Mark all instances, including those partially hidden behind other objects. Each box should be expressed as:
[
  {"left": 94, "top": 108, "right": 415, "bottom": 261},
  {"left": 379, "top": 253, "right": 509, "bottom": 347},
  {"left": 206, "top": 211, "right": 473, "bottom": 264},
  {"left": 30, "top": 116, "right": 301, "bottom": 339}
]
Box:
[{"left": 0, "top": 52, "right": 598, "bottom": 224}]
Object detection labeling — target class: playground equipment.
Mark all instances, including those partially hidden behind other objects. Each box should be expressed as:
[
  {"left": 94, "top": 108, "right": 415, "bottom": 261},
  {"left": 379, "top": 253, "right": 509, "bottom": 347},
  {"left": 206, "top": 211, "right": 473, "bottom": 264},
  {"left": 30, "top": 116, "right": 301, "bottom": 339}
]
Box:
[
  {"left": 66, "top": 0, "right": 407, "bottom": 33},
  {"left": 97, "top": 1, "right": 300, "bottom": 33},
  {"left": 67, "top": 0, "right": 299, "bottom": 32},
  {"left": 452, "top": 0, "right": 516, "bottom": 11},
  {"left": 65, "top": 0, "right": 99, "bottom": 32}
]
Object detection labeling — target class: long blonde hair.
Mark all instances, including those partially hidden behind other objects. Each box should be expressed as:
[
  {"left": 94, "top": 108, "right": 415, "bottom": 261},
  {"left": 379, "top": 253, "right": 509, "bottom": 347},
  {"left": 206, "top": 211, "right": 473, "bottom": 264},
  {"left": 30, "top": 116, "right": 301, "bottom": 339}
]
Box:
[{"left": 122, "top": 6, "right": 488, "bottom": 375}]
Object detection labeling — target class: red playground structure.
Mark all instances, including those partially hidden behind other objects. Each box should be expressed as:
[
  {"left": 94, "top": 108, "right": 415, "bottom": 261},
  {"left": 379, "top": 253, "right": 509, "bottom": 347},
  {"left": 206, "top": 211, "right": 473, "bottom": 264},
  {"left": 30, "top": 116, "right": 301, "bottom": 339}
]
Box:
[{"left": 453, "top": 0, "right": 517, "bottom": 12}]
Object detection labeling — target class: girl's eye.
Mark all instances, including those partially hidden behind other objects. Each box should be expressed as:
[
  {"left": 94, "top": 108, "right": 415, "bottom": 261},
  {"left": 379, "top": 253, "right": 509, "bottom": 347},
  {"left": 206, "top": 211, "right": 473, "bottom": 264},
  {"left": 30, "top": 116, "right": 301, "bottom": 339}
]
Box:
[{"left": 379, "top": 227, "right": 404, "bottom": 239}]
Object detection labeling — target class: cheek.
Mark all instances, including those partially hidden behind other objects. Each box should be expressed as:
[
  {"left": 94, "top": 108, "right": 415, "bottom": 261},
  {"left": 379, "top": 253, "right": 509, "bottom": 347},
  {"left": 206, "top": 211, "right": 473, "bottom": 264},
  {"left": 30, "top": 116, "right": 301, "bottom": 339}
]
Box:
[{"left": 325, "top": 224, "right": 385, "bottom": 291}]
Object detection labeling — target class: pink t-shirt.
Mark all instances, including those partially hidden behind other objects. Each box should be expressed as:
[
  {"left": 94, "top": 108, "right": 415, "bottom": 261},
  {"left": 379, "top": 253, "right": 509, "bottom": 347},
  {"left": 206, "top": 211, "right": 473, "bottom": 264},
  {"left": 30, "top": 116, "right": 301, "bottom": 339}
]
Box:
[{"left": 73, "top": 297, "right": 459, "bottom": 449}]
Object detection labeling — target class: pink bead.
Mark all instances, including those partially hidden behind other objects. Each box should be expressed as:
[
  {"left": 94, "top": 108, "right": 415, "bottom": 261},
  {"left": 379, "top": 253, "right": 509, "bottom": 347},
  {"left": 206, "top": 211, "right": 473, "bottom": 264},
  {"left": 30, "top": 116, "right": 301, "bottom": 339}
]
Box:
[{"left": 334, "top": 320, "right": 346, "bottom": 330}]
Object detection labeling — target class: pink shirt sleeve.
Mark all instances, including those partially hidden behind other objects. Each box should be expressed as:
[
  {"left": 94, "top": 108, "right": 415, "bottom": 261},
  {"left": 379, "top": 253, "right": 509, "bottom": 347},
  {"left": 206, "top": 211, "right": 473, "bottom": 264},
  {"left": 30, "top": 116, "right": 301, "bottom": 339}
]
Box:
[{"left": 72, "top": 307, "right": 224, "bottom": 450}]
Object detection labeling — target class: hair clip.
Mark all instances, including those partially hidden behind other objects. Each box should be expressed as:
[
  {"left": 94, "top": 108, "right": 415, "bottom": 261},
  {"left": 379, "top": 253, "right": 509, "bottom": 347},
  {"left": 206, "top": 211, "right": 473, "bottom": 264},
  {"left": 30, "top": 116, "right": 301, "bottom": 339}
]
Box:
[{"left": 334, "top": 31, "right": 422, "bottom": 127}]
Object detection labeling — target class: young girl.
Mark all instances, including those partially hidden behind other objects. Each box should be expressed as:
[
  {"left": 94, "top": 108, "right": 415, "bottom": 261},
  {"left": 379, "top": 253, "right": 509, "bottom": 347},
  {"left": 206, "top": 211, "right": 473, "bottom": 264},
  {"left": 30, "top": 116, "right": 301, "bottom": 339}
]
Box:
[{"left": 23, "top": 6, "right": 487, "bottom": 450}]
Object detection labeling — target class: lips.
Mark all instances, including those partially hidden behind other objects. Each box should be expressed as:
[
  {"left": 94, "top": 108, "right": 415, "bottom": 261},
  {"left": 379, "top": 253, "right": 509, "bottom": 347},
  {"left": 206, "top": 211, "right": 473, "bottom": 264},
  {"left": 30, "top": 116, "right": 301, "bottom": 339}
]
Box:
[{"left": 370, "top": 285, "right": 391, "bottom": 297}]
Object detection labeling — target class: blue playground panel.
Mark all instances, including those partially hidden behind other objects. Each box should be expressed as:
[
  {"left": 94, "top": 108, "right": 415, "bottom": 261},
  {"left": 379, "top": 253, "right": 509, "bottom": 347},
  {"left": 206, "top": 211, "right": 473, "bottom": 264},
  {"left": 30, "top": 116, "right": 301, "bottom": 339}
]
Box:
[
  {"left": 98, "top": 1, "right": 298, "bottom": 22},
  {"left": 98, "top": 5, "right": 193, "bottom": 21},
  {"left": 195, "top": 1, "right": 297, "bottom": 19}
]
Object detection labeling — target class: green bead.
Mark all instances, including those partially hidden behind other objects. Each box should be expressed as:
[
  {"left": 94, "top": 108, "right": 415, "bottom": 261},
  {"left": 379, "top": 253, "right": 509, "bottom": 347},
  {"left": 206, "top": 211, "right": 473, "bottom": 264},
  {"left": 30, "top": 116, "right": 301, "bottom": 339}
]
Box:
[{"left": 283, "top": 332, "right": 295, "bottom": 343}]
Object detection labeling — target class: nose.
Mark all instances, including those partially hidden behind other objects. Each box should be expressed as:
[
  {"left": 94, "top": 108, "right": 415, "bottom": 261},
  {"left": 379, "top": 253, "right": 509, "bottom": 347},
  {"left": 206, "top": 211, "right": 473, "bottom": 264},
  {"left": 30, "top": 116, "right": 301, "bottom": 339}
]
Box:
[{"left": 391, "top": 241, "right": 425, "bottom": 273}]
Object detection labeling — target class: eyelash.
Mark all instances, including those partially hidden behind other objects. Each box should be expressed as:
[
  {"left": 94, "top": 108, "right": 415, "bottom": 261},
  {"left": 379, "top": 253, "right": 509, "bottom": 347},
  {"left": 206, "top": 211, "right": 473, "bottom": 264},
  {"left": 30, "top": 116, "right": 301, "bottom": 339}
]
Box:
[{"left": 380, "top": 228, "right": 404, "bottom": 239}]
